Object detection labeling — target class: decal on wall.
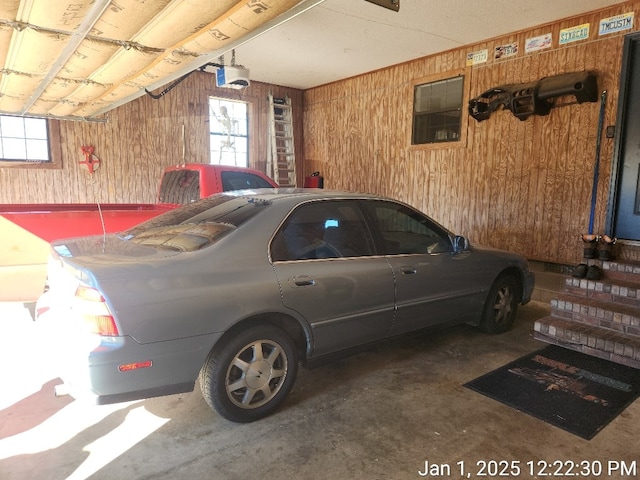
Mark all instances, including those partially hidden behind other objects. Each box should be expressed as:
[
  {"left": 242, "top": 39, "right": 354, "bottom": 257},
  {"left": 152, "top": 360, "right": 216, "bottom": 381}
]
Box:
[
  {"left": 495, "top": 42, "right": 519, "bottom": 60},
  {"left": 599, "top": 12, "right": 634, "bottom": 36},
  {"left": 466, "top": 49, "right": 488, "bottom": 66},
  {"left": 79, "top": 146, "right": 101, "bottom": 174},
  {"left": 559, "top": 23, "right": 590, "bottom": 45},
  {"left": 525, "top": 33, "right": 552, "bottom": 53}
]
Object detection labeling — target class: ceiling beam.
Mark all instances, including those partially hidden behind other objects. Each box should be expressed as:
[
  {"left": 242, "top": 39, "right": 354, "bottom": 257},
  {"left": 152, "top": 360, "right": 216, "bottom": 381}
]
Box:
[
  {"left": 90, "top": 0, "right": 327, "bottom": 119},
  {"left": 19, "top": 0, "right": 113, "bottom": 115}
]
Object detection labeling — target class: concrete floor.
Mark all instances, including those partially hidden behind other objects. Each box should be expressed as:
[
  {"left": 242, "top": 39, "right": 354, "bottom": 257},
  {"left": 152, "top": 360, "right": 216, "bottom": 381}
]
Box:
[{"left": 1, "top": 300, "right": 639, "bottom": 480}]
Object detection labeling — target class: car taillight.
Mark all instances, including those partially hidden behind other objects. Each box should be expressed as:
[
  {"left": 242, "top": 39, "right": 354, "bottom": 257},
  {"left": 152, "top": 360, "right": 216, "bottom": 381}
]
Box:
[{"left": 75, "top": 285, "right": 120, "bottom": 336}]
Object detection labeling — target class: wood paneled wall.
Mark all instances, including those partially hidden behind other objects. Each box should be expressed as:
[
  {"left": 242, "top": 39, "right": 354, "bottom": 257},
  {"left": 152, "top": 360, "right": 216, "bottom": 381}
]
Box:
[
  {"left": 304, "top": 2, "right": 638, "bottom": 265},
  {"left": 0, "top": 74, "right": 304, "bottom": 204},
  {"left": 1, "top": 2, "right": 637, "bottom": 268}
]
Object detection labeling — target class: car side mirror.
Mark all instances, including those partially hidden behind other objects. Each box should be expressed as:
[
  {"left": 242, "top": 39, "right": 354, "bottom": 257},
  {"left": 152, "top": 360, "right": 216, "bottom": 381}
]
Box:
[{"left": 452, "top": 235, "right": 469, "bottom": 253}]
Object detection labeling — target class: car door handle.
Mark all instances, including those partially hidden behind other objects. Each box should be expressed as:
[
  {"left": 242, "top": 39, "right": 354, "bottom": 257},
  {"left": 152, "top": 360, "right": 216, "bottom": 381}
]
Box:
[
  {"left": 400, "top": 266, "right": 417, "bottom": 275},
  {"left": 292, "top": 275, "right": 316, "bottom": 287}
]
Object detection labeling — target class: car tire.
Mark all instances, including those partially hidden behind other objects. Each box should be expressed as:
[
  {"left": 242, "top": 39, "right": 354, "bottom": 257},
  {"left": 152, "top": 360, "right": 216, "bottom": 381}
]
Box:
[
  {"left": 480, "top": 274, "right": 519, "bottom": 334},
  {"left": 199, "top": 325, "right": 298, "bottom": 423}
]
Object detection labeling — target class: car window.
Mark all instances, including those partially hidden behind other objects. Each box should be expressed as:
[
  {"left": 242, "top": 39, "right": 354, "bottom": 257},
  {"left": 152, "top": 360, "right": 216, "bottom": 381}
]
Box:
[
  {"left": 221, "top": 171, "right": 274, "bottom": 191},
  {"left": 363, "top": 200, "right": 452, "bottom": 255},
  {"left": 271, "top": 200, "right": 375, "bottom": 261}
]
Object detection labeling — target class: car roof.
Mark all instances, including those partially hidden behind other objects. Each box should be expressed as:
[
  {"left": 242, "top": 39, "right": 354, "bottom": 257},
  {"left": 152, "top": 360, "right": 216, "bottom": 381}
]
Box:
[{"left": 224, "top": 188, "right": 385, "bottom": 203}]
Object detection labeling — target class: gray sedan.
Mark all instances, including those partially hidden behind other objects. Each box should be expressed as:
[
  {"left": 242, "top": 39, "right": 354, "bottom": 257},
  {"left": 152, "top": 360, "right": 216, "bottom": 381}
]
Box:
[{"left": 37, "top": 190, "right": 534, "bottom": 422}]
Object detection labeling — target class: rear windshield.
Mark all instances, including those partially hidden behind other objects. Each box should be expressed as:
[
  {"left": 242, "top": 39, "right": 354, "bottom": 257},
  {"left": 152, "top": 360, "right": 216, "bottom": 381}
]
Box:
[
  {"left": 221, "top": 171, "right": 275, "bottom": 190},
  {"left": 158, "top": 170, "right": 200, "bottom": 204},
  {"left": 121, "top": 195, "right": 270, "bottom": 251},
  {"left": 127, "top": 223, "right": 234, "bottom": 251}
]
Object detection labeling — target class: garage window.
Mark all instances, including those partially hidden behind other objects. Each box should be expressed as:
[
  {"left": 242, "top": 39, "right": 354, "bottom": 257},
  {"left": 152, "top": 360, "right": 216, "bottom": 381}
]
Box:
[
  {"left": 209, "top": 98, "right": 248, "bottom": 167},
  {"left": 0, "top": 115, "right": 60, "bottom": 168},
  {"left": 412, "top": 75, "right": 464, "bottom": 144}
]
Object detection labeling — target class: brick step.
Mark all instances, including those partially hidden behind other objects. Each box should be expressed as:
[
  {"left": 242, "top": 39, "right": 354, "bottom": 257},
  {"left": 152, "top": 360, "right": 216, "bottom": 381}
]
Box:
[
  {"left": 564, "top": 275, "right": 640, "bottom": 308},
  {"left": 601, "top": 259, "right": 640, "bottom": 282},
  {"left": 550, "top": 293, "right": 640, "bottom": 336},
  {"left": 534, "top": 316, "right": 640, "bottom": 369}
]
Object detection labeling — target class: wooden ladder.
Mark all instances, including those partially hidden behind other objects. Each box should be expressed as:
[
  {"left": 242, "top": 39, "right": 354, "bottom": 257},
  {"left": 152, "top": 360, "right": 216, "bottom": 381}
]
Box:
[{"left": 267, "top": 92, "right": 296, "bottom": 187}]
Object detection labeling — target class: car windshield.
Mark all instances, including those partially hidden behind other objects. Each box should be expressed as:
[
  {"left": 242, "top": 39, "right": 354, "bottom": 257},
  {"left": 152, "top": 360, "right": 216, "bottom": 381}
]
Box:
[{"left": 121, "top": 195, "right": 270, "bottom": 251}]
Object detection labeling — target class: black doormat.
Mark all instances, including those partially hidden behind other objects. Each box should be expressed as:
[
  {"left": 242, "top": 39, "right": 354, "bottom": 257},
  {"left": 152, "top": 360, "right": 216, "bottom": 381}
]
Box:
[{"left": 464, "top": 345, "right": 640, "bottom": 439}]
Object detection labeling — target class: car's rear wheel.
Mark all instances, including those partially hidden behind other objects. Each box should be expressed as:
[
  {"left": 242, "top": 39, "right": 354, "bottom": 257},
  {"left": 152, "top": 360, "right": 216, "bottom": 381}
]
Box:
[
  {"left": 480, "top": 274, "right": 519, "bottom": 334},
  {"left": 200, "top": 325, "right": 298, "bottom": 423}
]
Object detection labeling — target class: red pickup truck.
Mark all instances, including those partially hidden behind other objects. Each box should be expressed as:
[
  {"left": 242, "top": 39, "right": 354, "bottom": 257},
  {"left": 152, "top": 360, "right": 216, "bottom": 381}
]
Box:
[{"left": 0, "top": 164, "right": 277, "bottom": 301}]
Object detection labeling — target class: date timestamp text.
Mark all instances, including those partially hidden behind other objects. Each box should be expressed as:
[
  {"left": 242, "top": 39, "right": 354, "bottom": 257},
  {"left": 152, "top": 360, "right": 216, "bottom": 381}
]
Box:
[{"left": 417, "top": 459, "right": 637, "bottom": 477}]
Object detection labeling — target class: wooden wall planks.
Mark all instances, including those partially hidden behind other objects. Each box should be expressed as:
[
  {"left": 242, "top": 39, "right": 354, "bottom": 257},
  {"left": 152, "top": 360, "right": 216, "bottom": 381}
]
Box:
[
  {"left": 0, "top": 73, "right": 304, "bottom": 205},
  {"left": 304, "top": 2, "right": 636, "bottom": 265}
]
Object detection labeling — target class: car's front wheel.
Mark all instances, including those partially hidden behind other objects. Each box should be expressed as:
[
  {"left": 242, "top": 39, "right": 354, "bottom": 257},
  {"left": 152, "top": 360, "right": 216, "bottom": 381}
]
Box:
[
  {"left": 200, "top": 325, "right": 298, "bottom": 422},
  {"left": 480, "top": 274, "right": 519, "bottom": 334}
]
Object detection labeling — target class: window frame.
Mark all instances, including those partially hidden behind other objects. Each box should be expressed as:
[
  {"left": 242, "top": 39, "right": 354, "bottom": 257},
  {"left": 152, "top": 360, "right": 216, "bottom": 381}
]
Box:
[
  {"left": 270, "top": 199, "right": 377, "bottom": 262},
  {"left": 0, "top": 117, "right": 62, "bottom": 169},
  {"left": 208, "top": 97, "right": 249, "bottom": 167},
  {"left": 270, "top": 198, "right": 456, "bottom": 262},
  {"left": 409, "top": 69, "right": 470, "bottom": 150},
  {"left": 360, "top": 199, "right": 454, "bottom": 256}
]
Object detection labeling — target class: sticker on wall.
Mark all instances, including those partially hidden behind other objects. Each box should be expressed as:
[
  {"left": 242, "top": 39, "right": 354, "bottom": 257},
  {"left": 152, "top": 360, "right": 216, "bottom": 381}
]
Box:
[
  {"left": 466, "top": 49, "right": 488, "bottom": 66},
  {"left": 559, "top": 23, "right": 590, "bottom": 45},
  {"left": 525, "top": 33, "right": 552, "bottom": 53},
  {"left": 599, "top": 12, "right": 634, "bottom": 36},
  {"left": 495, "top": 42, "right": 518, "bottom": 60}
]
